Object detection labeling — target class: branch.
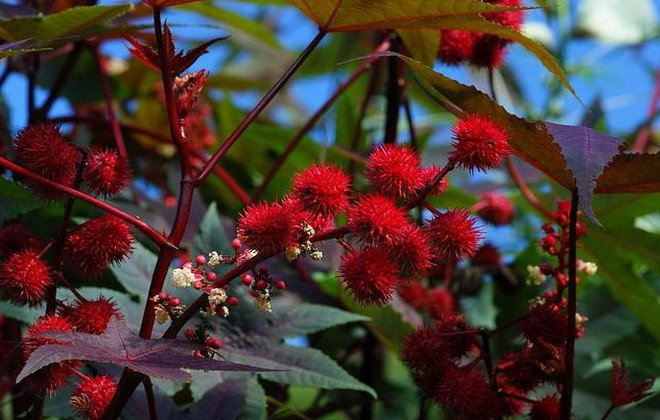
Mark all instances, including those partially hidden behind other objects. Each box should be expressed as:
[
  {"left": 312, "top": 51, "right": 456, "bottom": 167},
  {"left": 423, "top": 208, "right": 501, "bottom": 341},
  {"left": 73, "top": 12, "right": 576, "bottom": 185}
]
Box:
[
  {"left": 560, "top": 189, "right": 579, "bottom": 419},
  {"left": 0, "top": 156, "right": 174, "bottom": 249},
  {"left": 37, "top": 43, "right": 83, "bottom": 119},
  {"left": 194, "top": 30, "right": 327, "bottom": 185},
  {"left": 383, "top": 35, "right": 403, "bottom": 144},
  {"left": 505, "top": 157, "right": 553, "bottom": 219},
  {"left": 253, "top": 38, "right": 391, "bottom": 200}
]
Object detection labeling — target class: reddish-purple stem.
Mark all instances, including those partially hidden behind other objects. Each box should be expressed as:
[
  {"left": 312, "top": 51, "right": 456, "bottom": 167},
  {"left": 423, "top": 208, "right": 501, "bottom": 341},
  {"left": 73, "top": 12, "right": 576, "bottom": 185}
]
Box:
[
  {"left": 0, "top": 156, "right": 173, "bottom": 249},
  {"left": 253, "top": 38, "right": 391, "bottom": 200},
  {"left": 194, "top": 30, "right": 327, "bottom": 185},
  {"left": 560, "top": 190, "right": 579, "bottom": 419}
]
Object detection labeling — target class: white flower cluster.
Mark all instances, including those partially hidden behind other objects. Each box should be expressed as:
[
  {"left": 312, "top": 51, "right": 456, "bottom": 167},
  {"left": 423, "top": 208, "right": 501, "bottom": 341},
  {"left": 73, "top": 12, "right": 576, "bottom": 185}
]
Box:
[
  {"left": 526, "top": 265, "right": 547, "bottom": 285},
  {"left": 172, "top": 267, "right": 195, "bottom": 288},
  {"left": 577, "top": 260, "right": 598, "bottom": 275}
]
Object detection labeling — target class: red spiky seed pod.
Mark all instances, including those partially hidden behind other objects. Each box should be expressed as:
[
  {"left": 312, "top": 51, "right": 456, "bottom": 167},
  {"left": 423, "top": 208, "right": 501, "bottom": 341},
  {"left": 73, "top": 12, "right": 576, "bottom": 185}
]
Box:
[
  {"left": 0, "top": 250, "right": 52, "bottom": 306},
  {"left": 425, "top": 288, "right": 457, "bottom": 320},
  {"left": 83, "top": 148, "right": 131, "bottom": 196},
  {"left": 0, "top": 221, "right": 40, "bottom": 258},
  {"left": 402, "top": 326, "right": 451, "bottom": 373},
  {"left": 433, "top": 313, "right": 478, "bottom": 358},
  {"left": 470, "top": 0, "right": 525, "bottom": 68},
  {"left": 70, "top": 375, "right": 117, "bottom": 420},
  {"left": 520, "top": 301, "right": 567, "bottom": 348},
  {"left": 339, "top": 247, "right": 400, "bottom": 306},
  {"left": 529, "top": 395, "right": 562, "bottom": 420},
  {"left": 484, "top": 0, "right": 524, "bottom": 31},
  {"left": 471, "top": 243, "right": 502, "bottom": 266},
  {"left": 419, "top": 165, "right": 450, "bottom": 196},
  {"left": 496, "top": 348, "right": 545, "bottom": 392},
  {"left": 365, "top": 144, "right": 424, "bottom": 199},
  {"left": 64, "top": 215, "right": 134, "bottom": 276},
  {"left": 397, "top": 281, "right": 427, "bottom": 309},
  {"left": 23, "top": 315, "right": 80, "bottom": 393},
  {"left": 434, "top": 364, "right": 494, "bottom": 418},
  {"left": 14, "top": 123, "right": 81, "bottom": 200},
  {"left": 427, "top": 209, "right": 482, "bottom": 263},
  {"left": 237, "top": 202, "right": 300, "bottom": 254},
  {"left": 477, "top": 191, "right": 515, "bottom": 225},
  {"left": 347, "top": 194, "right": 409, "bottom": 245},
  {"left": 438, "top": 29, "right": 476, "bottom": 65},
  {"left": 386, "top": 225, "right": 432, "bottom": 277},
  {"left": 450, "top": 114, "right": 510, "bottom": 171},
  {"left": 291, "top": 164, "right": 351, "bottom": 218},
  {"left": 63, "top": 296, "right": 120, "bottom": 334}
]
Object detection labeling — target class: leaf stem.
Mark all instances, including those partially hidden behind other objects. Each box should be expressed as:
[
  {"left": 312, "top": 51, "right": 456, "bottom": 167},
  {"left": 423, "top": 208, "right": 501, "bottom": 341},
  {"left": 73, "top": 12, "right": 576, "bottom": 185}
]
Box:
[
  {"left": 560, "top": 189, "right": 579, "bottom": 419},
  {"left": 253, "top": 38, "right": 391, "bottom": 200},
  {"left": 383, "top": 35, "right": 403, "bottom": 144},
  {"left": 0, "top": 156, "right": 173, "bottom": 249},
  {"left": 505, "top": 157, "right": 553, "bottom": 219},
  {"left": 143, "top": 377, "right": 158, "bottom": 420},
  {"left": 194, "top": 29, "right": 327, "bottom": 185}
]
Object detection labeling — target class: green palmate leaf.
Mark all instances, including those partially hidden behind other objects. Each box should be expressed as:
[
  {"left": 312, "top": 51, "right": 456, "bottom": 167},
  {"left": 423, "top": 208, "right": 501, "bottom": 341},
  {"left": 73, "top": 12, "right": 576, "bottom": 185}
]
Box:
[
  {"left": 0, "top": 40, "right": 49, "bottom": 59},
  {"left": 0, "top": 4, "right": 133, "bottom": 47},
  {"left": 110, "top": 241, "right": 157, "bottom": 298},
  {"left": 399, "top": 56, "right": 660, "bottom": 197},
  {"left": 0, "top": 177, "right": 46, "bottom": 222},
  {"left": 397, "top": 29, "right": 439, "bottom": 65},
  {"left": 286, "top": 0, "right": 575, "bottom": 95},
  {"left": 223, "top": 344, "right": 376, "bottom": 397},
  {"left": 192, "top": 202, "right": 233, "bottom": 258},
  {"left": 186, "top": 376, "right": 266, "bottom": 420}
]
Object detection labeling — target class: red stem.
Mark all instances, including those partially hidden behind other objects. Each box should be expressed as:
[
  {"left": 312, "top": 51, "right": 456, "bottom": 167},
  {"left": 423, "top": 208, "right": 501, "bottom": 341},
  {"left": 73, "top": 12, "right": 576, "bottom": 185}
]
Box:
[
  {"left": 0, "top": 156, "right": 173, "bottom": 249},
  {"left": 560, "top": 190, "right": 579, "bottom": 419},
  {"left": 505, "top": 157, "right": 553, "bottom": 219},
  {"left": 253, "top": 38, "right": 391, "bottom": 200},
  {"left": 404, "top": 160, "right": 455, "bottom": 210},
  {"left": 194, "top": 30, "right": 327, "bottom": 186},
  {"left": 190, "top": 151, "right": 251, "bottom": 205}
]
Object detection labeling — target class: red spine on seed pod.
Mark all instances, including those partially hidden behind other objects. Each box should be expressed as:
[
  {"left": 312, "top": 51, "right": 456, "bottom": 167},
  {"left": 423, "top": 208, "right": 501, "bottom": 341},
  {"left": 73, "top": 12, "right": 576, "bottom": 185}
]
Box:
[
  {"left": 347, "top": 194, "right": 409, "bottom": 245},
  {"left": 237, "top": 202, "right": 298, "bottom": 254},
  {"left": 0, "top": 221, "right": 40, "bottom": 257},
  {"left": 450, "top": 114, "right": 510, "bottom": 172},
  {"left": 434, "top": 364, "right": 494, "bottom": 418},
  {"left": 291, "top": 164, "right": 351, "bottom": 218},
  {"left": 477, "top": 192, "right": 515, "bottom": 225},
  {"left": 365, "top": 144, "right": 424, "bottom": 199},
  {"left": 437, "top": 30, "right": 476, "bottom": 65},
  {"left": 529, "top": 395, "right": 562, "bottom": 420},
  {"left": 83, "top": 148, "right": 131, "bottom": 196},
  {"left": 63, "top": 296, "right": 121, "bottom": 334},
  {"left": 427, "top": 209, "right": 483, "bottom": 264}
]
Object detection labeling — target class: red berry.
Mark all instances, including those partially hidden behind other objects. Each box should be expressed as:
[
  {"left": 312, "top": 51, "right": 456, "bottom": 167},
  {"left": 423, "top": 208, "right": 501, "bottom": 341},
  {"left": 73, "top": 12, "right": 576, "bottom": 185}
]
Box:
[
  {"left": 169, "top": 297, "right": 181, "bottom": 306},
  {"left": 227, "top": 296, "right": 239, "bottom": 306},
  {"left": 476, "top": 192, "right": 515, "bottom": 225},
  {"left": 0, "top": 250, "right": 52, "bottom": 306},
  {"left": 159, "top": 292, "right": 170, "bottom": 300},
  {"left": 193, "top": 280, "right": 204, "bottom": 289},
  {"left": 205, "top": 337, "right": 222, "bottom": 349},
  {"left": 241, "top": 274, "right": 253, "bottom": 286},
  {"left": 339, "top": 247, "right": 400, "bottom": 306},
  {"left": 256, "top": 280, "right": 267, "bottom": 290},
  {"left": 365, "top": 144, "right": 424, "bottom": 199},
  {"left": 291, "top": 164, "right": 351, "bottom": 218},
  {"left": 427, "top": 209, "right": 482, "bottom": 263},
  {"left": 83, "top": 148, "right": 131, "bottom": 196},
  {"left": 231, "top": 238, "right": 242, "bottom": 250},
  {"left": 347, "top": 194, "right": 409, "bottom": 245},
  {"left": 195, "top": 255, "right": 207, "bottom": 265},
  {"left": 70, "top": 375, "right": 117, "bottom": 420},
  {"left": 14, "top": 123, "right": 81, "bottom": 199},
  {"left": 64, "top": 215, "right": 133, "bottom": 276},
  {"left": 184, "top": 328, "right": 196, "bottom": 340},
  {"left": 274, "top": 280, "right": 286, "bottom": 290},
  {"left": 237, "top": 202, "right": 299, "bottom": 254},
  {"left": 63, "top": 296, "right": 120, "bottom": 334},
  {"left": 450, "top": 114, "right": 510, "bottom": 172},
  {"left": 206, "top": 271, "right": 217, "bottom": 282}
]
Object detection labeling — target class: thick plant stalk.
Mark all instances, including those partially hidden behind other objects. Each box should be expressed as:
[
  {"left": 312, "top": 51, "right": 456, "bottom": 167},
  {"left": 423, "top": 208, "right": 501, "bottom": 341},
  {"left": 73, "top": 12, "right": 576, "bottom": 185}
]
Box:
[{"left": 560, "top": 190, "right": 579, "bottom": 419}]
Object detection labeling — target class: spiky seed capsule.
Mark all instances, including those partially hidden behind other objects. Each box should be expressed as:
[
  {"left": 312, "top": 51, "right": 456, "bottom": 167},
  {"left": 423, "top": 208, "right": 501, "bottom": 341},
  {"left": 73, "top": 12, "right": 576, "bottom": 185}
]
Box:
[
  {"left": 24, "top": 315, "right": 80, "bottom": 392},
  {"left": 427, "top": 209, "right": 483, "bottom": 263},
  {"left": 62, "top": 297, "right": 120, "bottom": 334},
  {"left": 420, "top": 165, "right": 450, "bottom": 196},
  {"left": 291, "top": 164, "right": 351, "bottom": 218},
  {"left": 339, "top": 247, "right": 400, "bottom": 306},
  {"left": 438, "top": 29, "right": 477, "bottom": 65},
  {"left": 83, "top": 148, "right": 131, "bottom": 196},
  {"left": 365, "top": 144, "right": 424, "bottom": 199},
  {"left": 237, "top": 202, "right": 300, "bottom": 254},
  {"left": 477, "top": 192, "right": 515, "bottom": 225},
  {"left": 434, "top": 364, "right": 494, "bottom": 418},
  {"left": 0, "top": 221, "right": 40, "bottom": 257},
  {"left": 70, "top": 375, "right": 117, "bottom": 420},
  {"left": 14, "top": 123, "right": 80, "bottom": 200},
  {"left": 64, "top": 215, "right": 134, "bottom": 276},
  {"left": 0, "top": 250, "right": 52, "bottom": 306},
  {"left": 450, "top": 114, "right": 510, "bottom": 171},
  {"left": 347, "top": 194, "right": 410, "bottom": 245}
]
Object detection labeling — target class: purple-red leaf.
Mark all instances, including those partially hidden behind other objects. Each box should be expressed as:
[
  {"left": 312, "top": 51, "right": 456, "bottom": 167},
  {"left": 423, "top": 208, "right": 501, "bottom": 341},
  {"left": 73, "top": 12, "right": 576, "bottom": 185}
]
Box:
[
  {"left": 611, "top": 358, "right": 655, "bottom": 408},
  {"left": 125, "top": 36, "right": 160, "bottom": 72},
  {"left": 545, "top": 122, "right": 623, "bottom": 225},
  {"left": 17, "top": 318, "right": 267, "bottom": 383},
  {"left": 171, "top": 37, "right": 226, "bottom": 76}
]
